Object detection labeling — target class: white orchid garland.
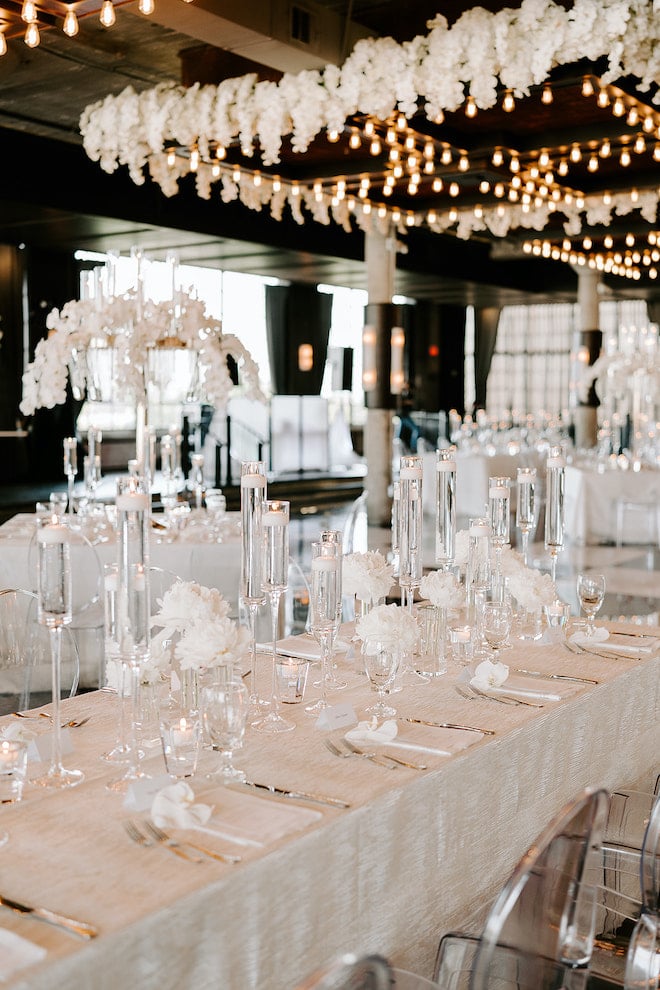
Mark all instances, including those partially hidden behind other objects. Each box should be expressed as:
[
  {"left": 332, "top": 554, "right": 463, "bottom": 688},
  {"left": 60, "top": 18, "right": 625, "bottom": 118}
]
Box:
[
  {"left": 20, "top": 285, "right": 264, "bottom": 416},
  {"left": 79, "top": 0, "right": 660, "bottom": 243}
]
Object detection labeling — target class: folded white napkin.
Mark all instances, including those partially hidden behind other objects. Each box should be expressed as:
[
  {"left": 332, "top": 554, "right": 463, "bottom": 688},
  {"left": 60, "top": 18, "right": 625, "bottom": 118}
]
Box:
[
  {"left": 273, "top": 633, "right": 350, "bottom": 661},
  {"left": 345, "top": 718, "right": 453, "bottom": 757},
  {"left": 0, "top": 721, "right": 37, "bottom": 743},
  {"left": 570, "top": 627, "right": 610, "bottom": 646},
  {"left": 577, "top": 635, "right": 659, "bottom": 657},
  {"left": 0, "top": 928, "right": 47, "bottom": 980},
  {"left": 470, "top": 659, "right": 509, "bottom": 691},
  {"left": 151, "top": 780, "right": 213, "bottom": 829}
]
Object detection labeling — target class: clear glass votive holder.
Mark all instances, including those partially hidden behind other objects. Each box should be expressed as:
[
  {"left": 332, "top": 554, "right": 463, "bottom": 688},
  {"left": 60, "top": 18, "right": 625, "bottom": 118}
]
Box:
[
  {"left": 449, "top": 625, "right": 474, "bottom": 665},
  {"left": 415, "top": 603, "right": 448, "bottom": 677},
  {"left": 159, "top": 712, "right": 202, "bottom": 778},
  {"left": 276, "top": 656, "right": 310, "bottom": 704},
  {"left": 543, "top": 601, "right": 571, "bottom": 642},
  {"left": 0, "top": 739, "right": 28, "bottom": 802}
]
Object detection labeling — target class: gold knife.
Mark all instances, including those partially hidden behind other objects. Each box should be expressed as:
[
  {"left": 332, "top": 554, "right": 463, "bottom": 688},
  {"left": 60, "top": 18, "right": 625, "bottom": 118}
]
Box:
[
  {"left": 512, "top": 667, "right": 599, "bottom": 685},
  {"left": 240, "top": 780, "right": 350, "bottom": 809},
  {"left": 396, "top": 716, "right": 495, "bottom": 736},
  {"left": 0, "top": 892, "right": 98, "bottom": 939}
]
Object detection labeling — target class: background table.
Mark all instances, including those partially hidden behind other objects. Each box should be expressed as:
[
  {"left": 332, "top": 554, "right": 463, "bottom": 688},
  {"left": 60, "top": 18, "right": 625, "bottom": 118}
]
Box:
[
  {"left": 564, "top": 464, "right": 660, "bottom": 545},
  {"left": 0, "top": 624, "right": 657, "bottom": 990}
]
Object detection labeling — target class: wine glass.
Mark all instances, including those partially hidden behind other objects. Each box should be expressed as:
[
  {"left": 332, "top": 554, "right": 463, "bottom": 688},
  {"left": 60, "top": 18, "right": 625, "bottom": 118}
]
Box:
[
  {"left": 481, "top": 601, "right": 512, "bottom": 659},
  {"left": 252, "top": 499, "right": 294, "bottom": 733},
  {"left": 363, "top": 639, "right": 400, "bottom": 717},
  {"left": 305, "top": 540, "right": 340, "bottom": 716},
  {"left": 33, "top": 515, "right": 84, "bottom": 788},
  {"left": 202, "top": 678, "right": 249, "bottom": 781},
  {"left": 63, "top": 437, "right": 78, "bottom": 522},
  {"left": 576, "top": 573, "right": 606, "bottom": 638}
]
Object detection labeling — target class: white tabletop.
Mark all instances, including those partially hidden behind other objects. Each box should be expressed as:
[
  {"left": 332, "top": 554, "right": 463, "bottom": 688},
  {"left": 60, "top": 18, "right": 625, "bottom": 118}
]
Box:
[{"left": 0, "top": 623, "right": 657, "bottom": 989}]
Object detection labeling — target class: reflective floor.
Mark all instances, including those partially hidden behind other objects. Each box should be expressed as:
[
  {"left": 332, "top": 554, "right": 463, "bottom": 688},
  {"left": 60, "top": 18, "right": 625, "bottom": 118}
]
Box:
[{"left": 289, "top": 496, "right": 660, "bottom": 626}]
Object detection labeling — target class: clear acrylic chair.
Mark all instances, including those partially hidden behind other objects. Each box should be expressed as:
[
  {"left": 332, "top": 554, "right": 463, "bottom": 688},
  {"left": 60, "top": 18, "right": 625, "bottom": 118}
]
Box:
[
  {"left": 469, "top": 788, "right": 610, "bottom": 990},
  {"left": 0, "top": 588, "right": 80, "bottom": 715},
  {"left": 295, "top": 952, "right": 394, "bottom": 989}
]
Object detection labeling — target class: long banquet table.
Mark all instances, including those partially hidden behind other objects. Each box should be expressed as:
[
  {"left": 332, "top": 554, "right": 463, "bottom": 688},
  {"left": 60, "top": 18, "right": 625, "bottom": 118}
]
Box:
[{"left": 0, "top": 623, "right": 658, "bottom": 989}]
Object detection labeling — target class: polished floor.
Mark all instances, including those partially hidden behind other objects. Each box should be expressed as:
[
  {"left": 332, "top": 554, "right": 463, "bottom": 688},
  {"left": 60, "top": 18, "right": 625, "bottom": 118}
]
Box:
[{"left": 289, "top": 496, "right": 660, "bottom": 626}]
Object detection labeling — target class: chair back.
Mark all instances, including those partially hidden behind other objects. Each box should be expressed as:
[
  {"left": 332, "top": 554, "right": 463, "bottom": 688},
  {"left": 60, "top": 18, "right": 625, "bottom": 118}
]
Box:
[
  {"left": 0, "top": 588, "right": 80, "bottom": 714},
  {"left": 469, "top": 787, "right": 610, "bottom": 990},
  {"left": 296, "top": 953, "right": 393, "bottom": 990}
]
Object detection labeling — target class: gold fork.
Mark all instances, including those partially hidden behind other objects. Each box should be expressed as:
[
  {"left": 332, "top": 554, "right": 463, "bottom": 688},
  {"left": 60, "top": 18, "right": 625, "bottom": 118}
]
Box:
[
  {"left": 143, "top": 821, "right": 241, "bottom": 865},
  {"left": 124, "top": 821, "right": 203, "bottom": 863}
]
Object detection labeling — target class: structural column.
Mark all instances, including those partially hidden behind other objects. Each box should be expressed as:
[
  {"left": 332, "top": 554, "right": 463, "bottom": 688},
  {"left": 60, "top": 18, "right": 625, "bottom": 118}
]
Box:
[
  {"left": 363, "top": 228, "right": 397, "bottom": 526},
  {"left": 573, "top": 268, "right": 602, "bottom": 450}
]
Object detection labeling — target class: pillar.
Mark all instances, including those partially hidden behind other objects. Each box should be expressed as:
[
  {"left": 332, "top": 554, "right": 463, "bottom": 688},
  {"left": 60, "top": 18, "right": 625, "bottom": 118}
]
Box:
[
  {"left": 573, "top": 268, "right": 602, "bottom": 450},
  {"left": 363, "top": 228, "right": 397, "bottom": 527}
]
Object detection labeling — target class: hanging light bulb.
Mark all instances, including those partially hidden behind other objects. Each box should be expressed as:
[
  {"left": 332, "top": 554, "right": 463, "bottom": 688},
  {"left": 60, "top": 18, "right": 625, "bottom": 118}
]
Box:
[
  {"left": 21, "top": 0, "right": 37, "bottom": 23},
  {"left": 612, "top": 97, "right": 626, "bottom": 117},
  {"left": 600, "top": 139, "right": 611, "bottom": 157},
  {"left": 597, "top": 88, "right": 610, "bottom": 108},
  {"left": 541, "top": 83, "right": 553, "bottom": 105},
  {"left": 588, "top": 154, "right": 599, "bottom": 171},
  {"left": 24, "top": 20, "right": 40, "bottom": 46},
  {"left": 100, "top": 1, "right": 116, "bottom": 27},
  {"left": 620, "top": 147, "right": 631, "bottom": 167},
  {"left": 349, "top": 129, "right": 361, "bottom": 150},
  {"left": 0, "top": 31, "right": 5, "bottom": 55},
  {"left": 581, "top": 76, "right": 594, "bottom": 97},
  {"left": 502, "top": 90, "right": 515, "bottom": 112},
  {"left": 627, "top": 106, "right": 639, "bottom": 126},
  {"left": 138, "top": 0, "right": 155, "bottom": 12},
  {"left": 492, "top": 147, "right": 504, "bottom": 167},
  {"left": 465, "top": 95, "right": 477, "bottom": 118},
  {"left": 634, "top": 134, "right": 646, "bottom": 154},
  {"left": 63, "top": 6, "right": 79, "bottom": 37}
]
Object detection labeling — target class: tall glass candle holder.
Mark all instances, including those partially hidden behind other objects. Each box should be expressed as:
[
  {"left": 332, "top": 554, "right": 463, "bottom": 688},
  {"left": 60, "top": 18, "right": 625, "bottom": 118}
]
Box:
[
  {"left": 516, "top": 467, "right": 536, "bottom": 567},
  {"left": 240, "top": 460, "right": 267, "bottom": 711},
  {"left": 33, "top": 515, "right": 84, "bottom": 789},
  {"left": 488, "top": 476, "right": 510, "bottom": 599},
  {"left": 63, "top": 437, "right": 78, "bottom": 520},
  {"left": 544, "top": 448, "right": 565, "bottom": 583},
  {"left": 319, "top": 528, "right": 347, "bottom": 690},
  {"left": 398, "top": 454, "right": 423, "bottom": 612},
  {"left": 305, "top": 540, "right": 341, "bottom": 716},
  {"left": 108, "top": 475, "right": 151, "bottom": 793},
  {"left": 466, "top": 516, "right": 491, "bottom": 616},
  {"left": 253, "top": 499, "right": 294, "bottom": 733},
  {"left": 87, "top": 427, "right": 102, "bottom": 467},
  {"left": 390, "top": 481, "right": 400, "bottom": 578},
  {"left": 435, "top": 446, "right": 456, "bottom": 572}
]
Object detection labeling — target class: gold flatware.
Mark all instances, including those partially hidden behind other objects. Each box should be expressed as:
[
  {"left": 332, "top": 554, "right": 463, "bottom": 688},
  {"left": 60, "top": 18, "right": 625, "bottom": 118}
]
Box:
[
  {"left": 239, "top": 779, "right": 350, "bottom": 809},
  {"left": 396, "top": 716, "right": 495, "bottom": 735},
  {"left": 342, "top": 737, "right": 428, "bottom": 770},
  {"left": 124, "top": 820, "right": 203, "bottom": 864},
  {"left": 325, "top": 737, "right": 396, "bottom": 769},
  {"left": 142, "top": 821, "right": 241, "bottom": 864},
  {"left": 0, "top": 891, "right": 97, "bottom": 940},
  {"left": 512, "top": 668, "right": 598, "bottom": 685}
]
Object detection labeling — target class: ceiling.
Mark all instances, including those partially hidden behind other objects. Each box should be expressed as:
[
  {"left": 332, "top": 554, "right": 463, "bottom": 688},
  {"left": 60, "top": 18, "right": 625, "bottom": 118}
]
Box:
[{"left": 0, "top": 0, "right": 657, "bottom": 308}]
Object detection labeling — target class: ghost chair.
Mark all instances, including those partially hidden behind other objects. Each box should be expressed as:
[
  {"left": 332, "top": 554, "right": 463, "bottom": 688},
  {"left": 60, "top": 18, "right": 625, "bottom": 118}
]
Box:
[
  {"left": 432, "top": 788, "right": 610, "bottom": 990},
  {"left": 295, "top": 952, "right": 394, "bottom": 990},
  {"left": 0, "top": 588, "right": 80, "bottom": 715}
]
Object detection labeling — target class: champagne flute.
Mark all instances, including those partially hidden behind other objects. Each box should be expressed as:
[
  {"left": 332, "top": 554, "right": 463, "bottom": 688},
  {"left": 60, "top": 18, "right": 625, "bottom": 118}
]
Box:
[
  {"left": 319, "top": 528, "right": 347, "bottom": 691},
  {"left": 516, "top": 467, "right": 536, "bottom": 567},
  {"left": 576, "top": 573, "right": 606, "bottom": 638},
  {"left": 305, "top": 540, "right": 340, "bottom": 716},
  {"left": 202, "top": 678, "right": 249, "bottom": 780},
  {"left": 481, "top": 601, "right": 512, "bottom": 659},
  {"left": 33, "top": 515, "right": 84, "bottom": 788},
  {"left": 544, "top": 449, "right": 565, "bottom": 583},
  {"left": 252, "top": 499, "right": 294, "bottom": 733}
]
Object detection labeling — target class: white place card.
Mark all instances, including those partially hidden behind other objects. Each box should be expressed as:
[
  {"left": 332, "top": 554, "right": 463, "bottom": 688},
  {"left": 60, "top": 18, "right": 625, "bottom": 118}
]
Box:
[
  {"left": 124, "top": 774, "right": 173, "bottom": 812},
  {"left": 28, "top": 729, "right": 74, "bottom": 764},
  {"left": 315, "top": 702, "right": 357, "bottom": 731}
]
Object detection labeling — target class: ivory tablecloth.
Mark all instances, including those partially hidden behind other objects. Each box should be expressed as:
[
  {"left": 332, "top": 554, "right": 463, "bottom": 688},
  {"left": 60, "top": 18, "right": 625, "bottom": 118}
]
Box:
[{"left": 0, "top": 625, "right": 657, "bottom": 989}]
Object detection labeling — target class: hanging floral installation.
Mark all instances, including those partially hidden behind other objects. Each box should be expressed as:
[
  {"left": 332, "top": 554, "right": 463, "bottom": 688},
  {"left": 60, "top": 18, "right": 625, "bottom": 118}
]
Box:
[
  {"left": 20, "top": 259, "right": 264, "bottom": 417},
  {"left": 79, "top": 0, "right": 660, "bottom": 255}
]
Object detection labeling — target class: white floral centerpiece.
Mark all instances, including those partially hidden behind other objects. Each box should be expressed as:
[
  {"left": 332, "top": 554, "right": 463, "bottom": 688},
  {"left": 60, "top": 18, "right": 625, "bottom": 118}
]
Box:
[
  {"left": 500, "top": 547, "right": 557, "bottom": 613},
  {"left": 20, "top": 283, "right": 264, "bottom": 417},
  {"left": 342, "top": 550, "right": 394, "bottom": 606},
  {"left": 355, "top": 602, "right": 419, "bottom": 655},
  {"left": 419, "top": 570, "right": 464, "bottom": 610},
  {"left": 151, "top": 580, "right": 251, "bottom": 673}
]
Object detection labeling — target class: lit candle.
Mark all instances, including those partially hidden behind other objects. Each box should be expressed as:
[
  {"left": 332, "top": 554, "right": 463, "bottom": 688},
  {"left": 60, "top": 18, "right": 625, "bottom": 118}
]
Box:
[
  {"left": 37, "top": 521, "right": 69, "bottom": 544},
  {"left": 436, "top": 459, "right": 456, "bottom": 472},
  {"left": 240, "top": 473, "right": 266, "bottom": 489},
  {"left": 547, "top": 455, "right": 565, "bottom": 468},
  {"left": 312, "top": 556, "right": 338, "bottom": 571},
  {"left": 116, "top": 492, "right": 150, "bottom": 511},
  {"left": 489, "top": 484, "right": 509, "bottom": 497},
  {"left": 470, "top": 522, "right": 489, "bottom": 536}
]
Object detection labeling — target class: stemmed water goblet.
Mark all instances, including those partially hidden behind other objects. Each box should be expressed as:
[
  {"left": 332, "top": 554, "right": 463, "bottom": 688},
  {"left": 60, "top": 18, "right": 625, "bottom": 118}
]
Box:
[
  {"left": 481, "top": 601, "right": 512, "bottom": 660},
  {"left": 305, "top": 540, "right": 340, "bottom": 716},
  {"left": 576, "top": 573, "right": 606, "bottom": 638},
  {"left": 363, "top": 639, "right": 399, "bottom": 718},
  {"left": 33, "top": 515, "right": 84, "bottom": 788},
  {"left": 202, "top": 677, "right": 249, "bottom": 781},
  {"left": 252, "top": 499, "right": 294, "bottom": 733}
]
